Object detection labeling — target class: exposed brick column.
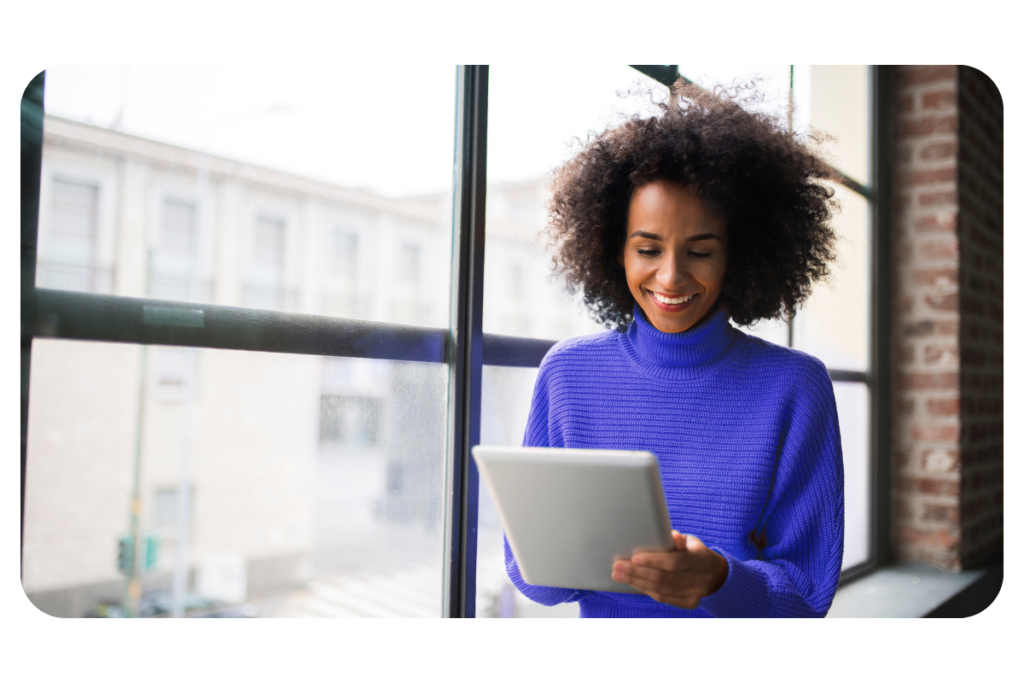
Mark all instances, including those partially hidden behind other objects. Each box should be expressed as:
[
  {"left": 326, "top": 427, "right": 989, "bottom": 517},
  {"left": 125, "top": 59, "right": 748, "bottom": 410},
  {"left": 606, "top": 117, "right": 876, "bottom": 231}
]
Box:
[
  {"left": 956, "top": 66, "right": 1003, "bottom": 568},
  {"left": 891, "top": 66, "right": 1003, "bottom": 571}
]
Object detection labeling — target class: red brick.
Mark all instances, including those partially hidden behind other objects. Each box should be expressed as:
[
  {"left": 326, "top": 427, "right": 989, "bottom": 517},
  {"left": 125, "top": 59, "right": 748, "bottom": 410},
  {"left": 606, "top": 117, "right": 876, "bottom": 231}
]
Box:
[
  {"left": 920, "top": 141, "right": 957, "bottom": 160},
  {"left": 899, "top": 66, "right": 957, "bottom": 85},
  {"left": 925, "top": 293, "right": 959, "bottom": 311},
  {"left": 898, "top": 372, "right": 959, "bottom": 390},
  {"left": 920, "top": 238, "right": 959, "bottom": 260},
  {"left": 895, "top": 526, "right": 959, "bottom": 550},
  {"left": 897, "top": 345, "right": 915, "bottom": 363},
  {"left": 912, "top": 267, "right": 958, "bottom": 288},
  {"left": 922, "top": 447, "right": 960, "bottom": 472},
  {"left": 898, "top": 396, "right": 915, "bottom": 414},
  {"left": 912, "top": 422, "right": 960, "bottom": 442},
  {"left": 927, "top": 397, "right": 960, "bottom": 416},
  {"left": 918, "top": 190, "right": 958, "bottom": 206},
  {"left": 901, "top": 166, "right": 957, "bottom": 185},
  {"left": 922, "top": 90, "right": 957, "bottom": 110},
  {"left": 899, "top": 93, "right": 915, "bottom": 113},
  {"left": 923, "top": 503, "right": 959, "bottom": 523},
  {"left": 913, "top": 213, "right": 956, "bottom": 233},
  {"left": 923, "top": 344, "right": 959, "bottom": 365},
  {"left": 899, "top": 116, "right": 958, "bottom": 137}
]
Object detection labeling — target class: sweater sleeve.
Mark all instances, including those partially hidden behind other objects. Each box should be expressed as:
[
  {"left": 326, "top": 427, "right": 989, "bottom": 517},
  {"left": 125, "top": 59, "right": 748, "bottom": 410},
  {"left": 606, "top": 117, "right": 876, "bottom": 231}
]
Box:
[
  {"left": 698, "top": 359, "right": 845, "bottom": 618},
  {"left": 502, "top": 353, "right": 591, "bottom": 606}
]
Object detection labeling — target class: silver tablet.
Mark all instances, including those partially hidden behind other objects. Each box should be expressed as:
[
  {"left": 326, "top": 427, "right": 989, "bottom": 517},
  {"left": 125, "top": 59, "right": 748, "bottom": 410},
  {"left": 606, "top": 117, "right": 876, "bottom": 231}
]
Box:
[{"left": 472, "top": 445, "right": 674, "bottom": 594}]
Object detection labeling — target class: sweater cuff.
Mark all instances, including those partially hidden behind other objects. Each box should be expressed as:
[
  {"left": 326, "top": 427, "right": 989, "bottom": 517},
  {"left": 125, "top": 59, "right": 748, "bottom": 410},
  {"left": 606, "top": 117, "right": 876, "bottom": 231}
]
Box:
[{"left": 697, "top": 549, "right": 769, "bottom": 618}]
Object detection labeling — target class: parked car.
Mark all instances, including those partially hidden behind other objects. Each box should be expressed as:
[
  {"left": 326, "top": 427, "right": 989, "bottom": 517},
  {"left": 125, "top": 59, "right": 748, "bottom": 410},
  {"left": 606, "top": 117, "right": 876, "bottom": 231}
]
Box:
[{"left": 87, "top": 591, "right": 256, "bottom": 618}]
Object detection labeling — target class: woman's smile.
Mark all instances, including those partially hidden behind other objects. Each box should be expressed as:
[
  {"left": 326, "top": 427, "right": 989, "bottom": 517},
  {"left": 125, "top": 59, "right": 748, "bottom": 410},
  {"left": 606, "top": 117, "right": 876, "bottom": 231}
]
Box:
[{"left": 649, "top": 290, "right": 698, "bottom": 310}]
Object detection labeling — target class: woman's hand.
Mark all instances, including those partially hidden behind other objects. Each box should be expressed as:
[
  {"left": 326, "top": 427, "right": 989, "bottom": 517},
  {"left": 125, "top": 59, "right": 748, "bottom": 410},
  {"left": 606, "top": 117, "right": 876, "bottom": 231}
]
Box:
[{"left": 611, "top": 531, "right": 729, "bottom": 610}]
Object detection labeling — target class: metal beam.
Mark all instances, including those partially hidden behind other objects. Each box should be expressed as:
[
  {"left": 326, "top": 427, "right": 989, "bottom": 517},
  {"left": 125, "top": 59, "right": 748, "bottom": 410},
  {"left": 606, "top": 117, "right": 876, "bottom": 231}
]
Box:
[
  {"left": 21, "top": 71, "right": 45, "bottom": 579},
  {"left": 443, "top": 65, "right": 488, "bottom": 618}
]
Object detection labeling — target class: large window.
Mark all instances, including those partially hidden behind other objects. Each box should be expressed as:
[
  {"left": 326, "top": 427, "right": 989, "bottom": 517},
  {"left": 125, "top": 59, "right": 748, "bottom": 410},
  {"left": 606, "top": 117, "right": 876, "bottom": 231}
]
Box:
[{"left": 21, "top": 65, "right": 885, "bottom": 618}]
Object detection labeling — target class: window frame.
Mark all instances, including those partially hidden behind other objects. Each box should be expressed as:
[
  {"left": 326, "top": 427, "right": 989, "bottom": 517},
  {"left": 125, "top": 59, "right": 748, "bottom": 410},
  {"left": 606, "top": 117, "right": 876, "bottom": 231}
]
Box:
[{"left": 19, "top": 65, "right": 891, "bottom": 617}]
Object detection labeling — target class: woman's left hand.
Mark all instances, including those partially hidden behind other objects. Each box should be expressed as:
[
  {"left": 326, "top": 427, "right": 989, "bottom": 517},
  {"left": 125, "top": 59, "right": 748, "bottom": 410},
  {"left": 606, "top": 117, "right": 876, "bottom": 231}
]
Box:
[{"left": 611, "top": 531, "right": 729, "bottom": 610}]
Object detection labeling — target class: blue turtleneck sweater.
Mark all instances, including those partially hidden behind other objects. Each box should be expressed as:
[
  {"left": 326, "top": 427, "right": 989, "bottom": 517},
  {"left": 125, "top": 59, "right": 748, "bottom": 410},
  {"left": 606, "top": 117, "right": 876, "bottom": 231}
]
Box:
[{"left": 505, "top": 305, "right": 845, "bottom": 618}]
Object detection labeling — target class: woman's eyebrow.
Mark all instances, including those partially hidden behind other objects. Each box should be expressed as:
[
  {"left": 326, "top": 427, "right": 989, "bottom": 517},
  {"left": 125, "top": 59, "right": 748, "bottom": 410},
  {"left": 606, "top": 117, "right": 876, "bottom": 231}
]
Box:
[{"left": 627, "top": 230, "right": 722, "bottom": 242}]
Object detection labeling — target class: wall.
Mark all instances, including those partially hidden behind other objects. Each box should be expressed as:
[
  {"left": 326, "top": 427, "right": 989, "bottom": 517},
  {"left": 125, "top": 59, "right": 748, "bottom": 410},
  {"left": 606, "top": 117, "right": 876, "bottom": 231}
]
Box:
[{"left": 891, "top": 65, "right": 1003, "bottom": 570}]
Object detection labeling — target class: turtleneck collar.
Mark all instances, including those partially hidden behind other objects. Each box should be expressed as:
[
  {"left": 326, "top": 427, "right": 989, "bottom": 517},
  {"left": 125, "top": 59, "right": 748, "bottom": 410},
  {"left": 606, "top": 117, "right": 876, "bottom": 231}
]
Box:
[{"left": 619, "top": 303, "right": 736, "bottom": 380}]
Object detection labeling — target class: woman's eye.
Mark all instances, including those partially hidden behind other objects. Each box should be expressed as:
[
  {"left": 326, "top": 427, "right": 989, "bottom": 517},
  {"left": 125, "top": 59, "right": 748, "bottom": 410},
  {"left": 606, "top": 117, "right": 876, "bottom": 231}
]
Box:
[
  {"left": 637, "top": 249, "right": 660, "bottom": 257},
  {"left": 689, "top": 252, "right": 712, "bottom": 259}
]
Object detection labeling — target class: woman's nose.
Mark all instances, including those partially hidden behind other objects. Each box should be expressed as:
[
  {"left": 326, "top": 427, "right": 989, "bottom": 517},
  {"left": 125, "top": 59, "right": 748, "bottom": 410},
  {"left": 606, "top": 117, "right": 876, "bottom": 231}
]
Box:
[{"left": 658, "top": 254, "right": 688, "bottom": 288}]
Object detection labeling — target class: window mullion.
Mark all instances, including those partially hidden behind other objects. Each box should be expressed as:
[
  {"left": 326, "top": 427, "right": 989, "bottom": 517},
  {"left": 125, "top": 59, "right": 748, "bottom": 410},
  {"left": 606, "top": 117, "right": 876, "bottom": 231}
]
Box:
[{"left": 443, "top": 65, "right": 488, "bottom": 618}]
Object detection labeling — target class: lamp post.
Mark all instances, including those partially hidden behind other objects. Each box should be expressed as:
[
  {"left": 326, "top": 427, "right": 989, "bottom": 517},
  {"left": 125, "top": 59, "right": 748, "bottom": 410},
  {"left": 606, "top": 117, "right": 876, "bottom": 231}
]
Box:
[{"left": 169, "top": 104, "right": 292, "bottom": 618}]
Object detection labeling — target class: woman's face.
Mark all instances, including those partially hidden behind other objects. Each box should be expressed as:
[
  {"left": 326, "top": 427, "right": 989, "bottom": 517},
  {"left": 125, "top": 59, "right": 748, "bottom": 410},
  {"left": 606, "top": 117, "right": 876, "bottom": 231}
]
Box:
[{"left": 619, "top": 180, "right": 728, "bottom": 334}]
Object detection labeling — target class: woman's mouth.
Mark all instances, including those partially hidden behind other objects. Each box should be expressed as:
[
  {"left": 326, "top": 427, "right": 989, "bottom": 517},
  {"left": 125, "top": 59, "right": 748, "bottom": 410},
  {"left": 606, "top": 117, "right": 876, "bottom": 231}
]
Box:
[{"left": 649, "top": 290, "right": 697, "bottom": 311}]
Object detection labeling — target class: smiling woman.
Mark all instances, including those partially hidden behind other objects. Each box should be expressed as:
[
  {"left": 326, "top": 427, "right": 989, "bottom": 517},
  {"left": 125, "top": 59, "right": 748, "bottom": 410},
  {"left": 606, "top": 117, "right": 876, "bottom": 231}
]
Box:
[
  {"left": 503, "top": 78, "right": 847, "bottom": 618},
  {"left": 618, "top": 181, "right": 728, "bottom": 335}
]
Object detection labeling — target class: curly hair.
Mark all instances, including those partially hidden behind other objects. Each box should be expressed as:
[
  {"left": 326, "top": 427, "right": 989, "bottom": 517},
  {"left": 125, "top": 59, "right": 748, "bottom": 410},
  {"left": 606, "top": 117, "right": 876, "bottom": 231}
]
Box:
[{"left": 546, "top": 78, "right": 840, "bottom": 331}]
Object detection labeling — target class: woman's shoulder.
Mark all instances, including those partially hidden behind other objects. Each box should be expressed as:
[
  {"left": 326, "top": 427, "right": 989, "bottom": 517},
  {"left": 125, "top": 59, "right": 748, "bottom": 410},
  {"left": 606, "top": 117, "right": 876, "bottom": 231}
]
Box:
[
  {"left": 732, "top": 329, "right": 832, "bottom": 388},
  {"left": 540, "top": 329, "right": 622, "bottom": 370}
]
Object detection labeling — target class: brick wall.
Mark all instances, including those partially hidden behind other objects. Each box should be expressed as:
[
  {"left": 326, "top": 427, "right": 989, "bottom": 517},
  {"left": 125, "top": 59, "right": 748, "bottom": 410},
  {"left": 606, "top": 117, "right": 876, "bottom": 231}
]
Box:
[
  {"left": 956, "top": 67, "right": 1003, "bottom": 568},
  {"left": 891, "top": 66, "right": 1003, "bottom": 571}
]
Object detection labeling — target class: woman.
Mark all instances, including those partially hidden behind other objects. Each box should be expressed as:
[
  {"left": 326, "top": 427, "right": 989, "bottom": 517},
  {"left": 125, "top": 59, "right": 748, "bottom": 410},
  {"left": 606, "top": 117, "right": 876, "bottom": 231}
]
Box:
[{"left": 505, "top": 80, "right": 845, "bottom": 618}]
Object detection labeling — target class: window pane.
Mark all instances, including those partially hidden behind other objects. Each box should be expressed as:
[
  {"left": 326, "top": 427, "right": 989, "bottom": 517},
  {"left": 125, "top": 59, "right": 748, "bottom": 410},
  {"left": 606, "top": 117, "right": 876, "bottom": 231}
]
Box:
[
  {"left": 39, "top": 66, "right": 455, "bottom": 322},
  {"left": 484, "top": 66, "right": 674, "bottom": 340},
  {"left": 476, "top": 365, "right": 579, "bottom": 618},
  {"left": 834, "top": 381, "right": 870, "bottom": 570},
  {"left": 24, "top": 339, "right": 447, "bottom": 618},
  {"left": 794, "top": 65, "right": 871, "bottom": 187},
  {"left": 792, "top": 183, "right": 871, "bottom": 370}
]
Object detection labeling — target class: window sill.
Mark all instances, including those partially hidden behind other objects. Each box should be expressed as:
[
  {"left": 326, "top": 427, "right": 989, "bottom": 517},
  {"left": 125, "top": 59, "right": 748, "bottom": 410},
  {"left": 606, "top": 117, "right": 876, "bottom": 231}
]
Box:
[{"left": 826, "top": 561, "right": 1002, "bottom": 618}]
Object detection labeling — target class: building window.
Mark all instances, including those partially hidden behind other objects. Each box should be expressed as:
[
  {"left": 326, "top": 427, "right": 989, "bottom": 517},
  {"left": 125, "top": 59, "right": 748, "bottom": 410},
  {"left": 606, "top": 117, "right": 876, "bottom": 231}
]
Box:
[
  {"left": 38, "top": 178, "right": 102, "bottom": 293},
  {"left": 253, "top": 215, "right": 285, "bottom": 271}
]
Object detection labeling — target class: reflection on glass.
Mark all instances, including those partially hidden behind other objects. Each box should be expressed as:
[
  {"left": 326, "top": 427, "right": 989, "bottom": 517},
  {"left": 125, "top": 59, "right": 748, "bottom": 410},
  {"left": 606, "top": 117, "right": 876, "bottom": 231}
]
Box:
[
  {"left": 476, "top": 365, "right": 579, "bottom": 618},
  {"left": 24, "top": 340, "right": 446, "bottom": 617},
  {"left": 37, "top": 66, "right": 456, "bottom": 323},
  {"left": 834, "top": 382, "right": 870, "bottom": 570},
  {"left": 792, "top": 183, "right": 870, "bottom": 370}
]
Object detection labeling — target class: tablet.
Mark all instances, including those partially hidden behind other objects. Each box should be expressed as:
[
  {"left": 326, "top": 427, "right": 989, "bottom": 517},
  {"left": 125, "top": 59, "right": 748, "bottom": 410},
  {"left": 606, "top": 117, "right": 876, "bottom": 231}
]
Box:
[{"left": 472, "top": 445, "right": 674, "bottom": 594}]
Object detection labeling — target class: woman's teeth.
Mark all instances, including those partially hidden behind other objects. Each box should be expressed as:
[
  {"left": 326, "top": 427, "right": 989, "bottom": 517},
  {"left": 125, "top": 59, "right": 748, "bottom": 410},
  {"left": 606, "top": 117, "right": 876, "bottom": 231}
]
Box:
[{"left": 652, "top": 292, "right": 696, "bottom": 305}]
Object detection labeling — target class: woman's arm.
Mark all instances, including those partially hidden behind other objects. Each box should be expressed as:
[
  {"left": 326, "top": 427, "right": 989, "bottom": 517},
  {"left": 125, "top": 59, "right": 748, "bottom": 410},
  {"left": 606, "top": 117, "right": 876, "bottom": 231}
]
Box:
[
  {"left": 501, "top": 354, "right": 592, "bottom": 607},
  {"left": 699, "top": 360, "right": 845, "bottom": 617},
  {"left": 613, "top": 359, "right": 844, "bottom": 617}
]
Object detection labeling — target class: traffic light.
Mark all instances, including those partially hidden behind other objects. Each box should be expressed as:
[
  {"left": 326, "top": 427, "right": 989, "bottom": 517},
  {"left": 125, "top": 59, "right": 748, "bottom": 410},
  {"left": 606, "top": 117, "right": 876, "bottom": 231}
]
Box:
[
  {"left": 144, "top": 535, "right": 159, "bottom": 572},
  {"left": 117, "top": 536, "right": 135, "bottom": 574},
  {"left": 117, "top": 534, "right": 159, "bottom": 574}
]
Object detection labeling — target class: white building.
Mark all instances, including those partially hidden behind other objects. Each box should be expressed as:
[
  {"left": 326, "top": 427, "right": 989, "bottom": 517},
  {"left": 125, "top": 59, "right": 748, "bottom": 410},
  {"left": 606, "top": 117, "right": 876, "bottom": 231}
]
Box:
[{"left": 24, "top": 115, "right": 600, "bottom": 617}]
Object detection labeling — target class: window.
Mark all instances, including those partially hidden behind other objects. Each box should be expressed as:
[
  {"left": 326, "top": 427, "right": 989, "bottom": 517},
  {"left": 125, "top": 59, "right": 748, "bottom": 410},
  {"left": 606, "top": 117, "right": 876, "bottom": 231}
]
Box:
[
  {"left": 38, "top": 178, "right": 100, "bottom": 293},
  {"left": 22, "top": 65, "right": 886, "bottom": 619}
]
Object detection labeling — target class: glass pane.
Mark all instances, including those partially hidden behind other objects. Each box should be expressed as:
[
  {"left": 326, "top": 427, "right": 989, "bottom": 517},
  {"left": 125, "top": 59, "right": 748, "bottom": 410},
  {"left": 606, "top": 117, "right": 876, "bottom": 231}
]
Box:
[
  {"left": 24, "top": 339, "right": 447, "bottom": 618},
  {"left": 484, "top": 66, "right": 674, "bottom": 340},
  {"left": 793, "top": 65, "right": 870, "bottom": 187},
  {"left": 834, "top": 381, "right": 870, "bottom": 570},
  {"left": 792, "top": 183, "right": 870, "bottom": 370},
  {"left": 476, "top": 365, "right": 578, "bottom": 618},
  {"left": 38, "top": 66, "right": 455, "bottom": 324}
]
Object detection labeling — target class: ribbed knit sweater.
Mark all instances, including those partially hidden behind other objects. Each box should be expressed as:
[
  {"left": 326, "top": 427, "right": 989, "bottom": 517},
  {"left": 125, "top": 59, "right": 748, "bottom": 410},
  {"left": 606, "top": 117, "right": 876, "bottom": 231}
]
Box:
[{"left": 505, "top": 304, "right": 845, "bottom": 618}]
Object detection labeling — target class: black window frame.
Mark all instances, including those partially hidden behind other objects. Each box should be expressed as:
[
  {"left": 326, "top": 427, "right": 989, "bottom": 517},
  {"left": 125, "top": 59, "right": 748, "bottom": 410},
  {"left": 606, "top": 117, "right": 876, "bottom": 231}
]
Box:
[{"left": 19, "top": 65, "right": 891, "bottom": 618}]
